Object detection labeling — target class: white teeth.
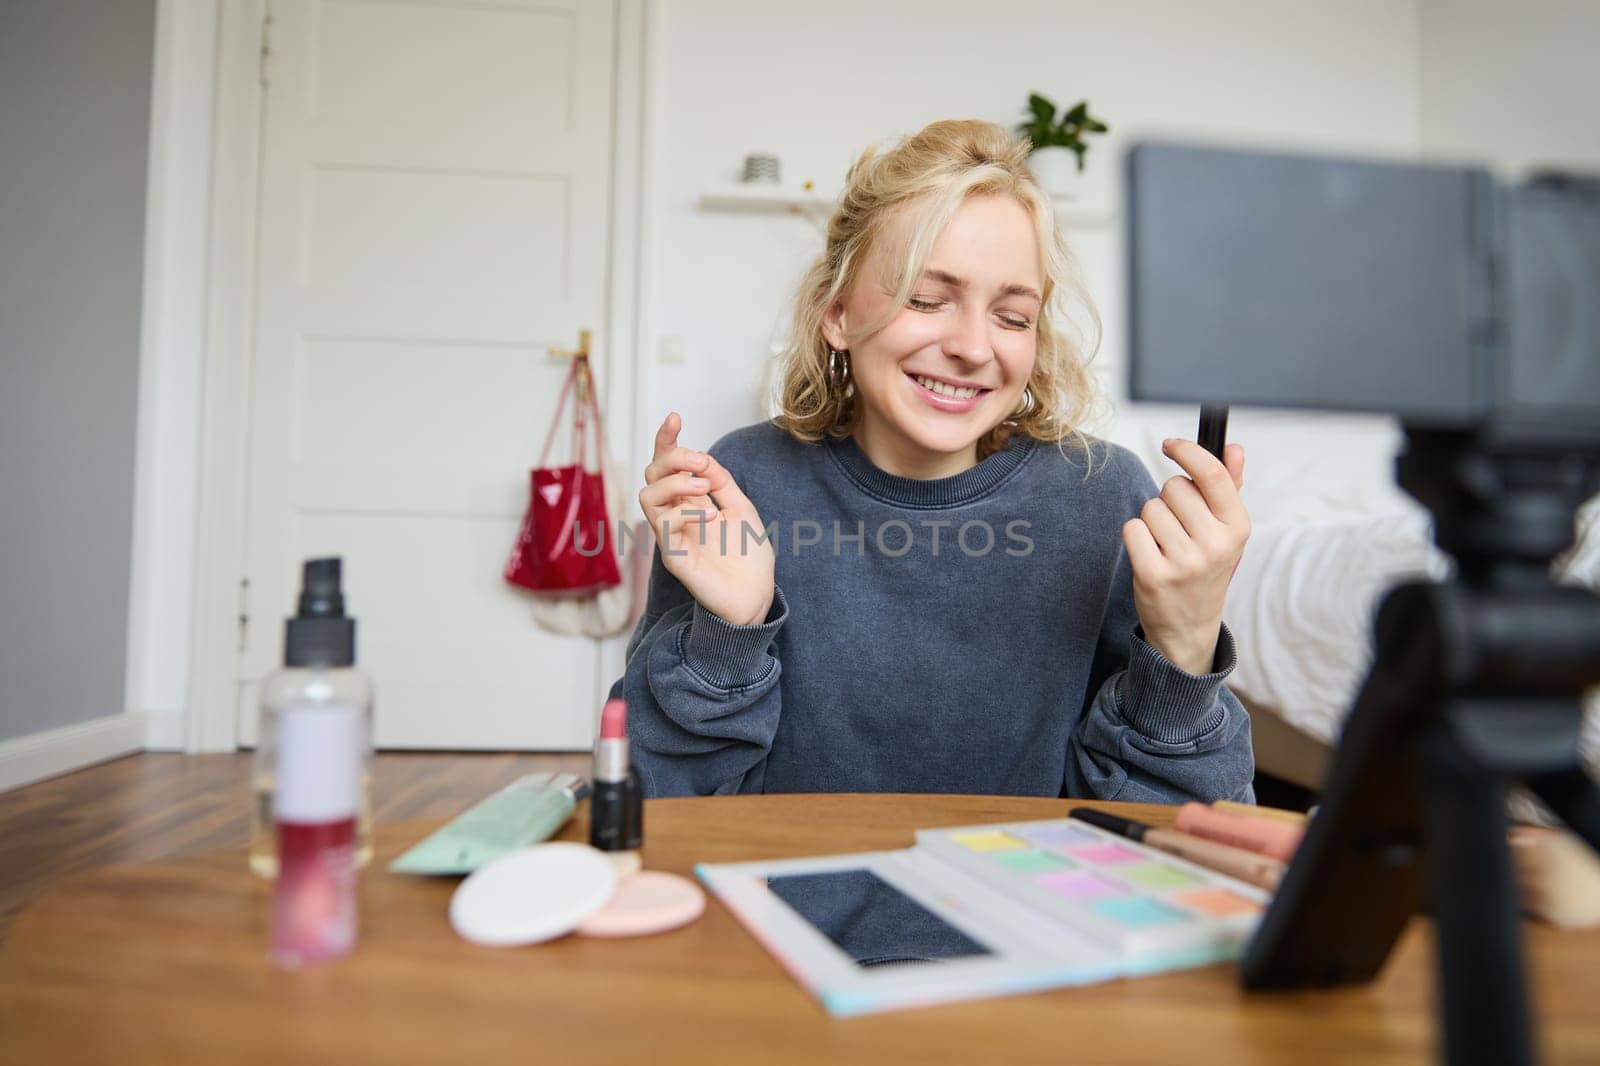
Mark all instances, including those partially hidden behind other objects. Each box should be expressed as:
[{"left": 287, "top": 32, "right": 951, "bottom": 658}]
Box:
[{"left": 913, "top": 375, "right": 982, "bottom": 400}]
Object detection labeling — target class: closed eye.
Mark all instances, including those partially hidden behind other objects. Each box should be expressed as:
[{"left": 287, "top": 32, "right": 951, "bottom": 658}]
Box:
[{"left": 910, "top": 296, "right": 1030, "bottom": 330}]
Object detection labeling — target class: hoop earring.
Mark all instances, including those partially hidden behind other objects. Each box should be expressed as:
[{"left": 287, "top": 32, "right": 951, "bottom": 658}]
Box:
[
  {"left": 828, "top": 348, "right": 851, "bottom": 386},
  {"left": 1010, "top": 385, "right": 1036, "bottom": 421}
]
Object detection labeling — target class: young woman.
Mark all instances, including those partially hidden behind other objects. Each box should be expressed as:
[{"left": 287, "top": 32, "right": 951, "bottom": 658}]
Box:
[{"left": 608, "top": 119, "right": 1254, "bottom": 802}]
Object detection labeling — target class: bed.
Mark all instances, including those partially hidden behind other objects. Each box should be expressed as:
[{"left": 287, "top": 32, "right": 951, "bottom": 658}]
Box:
[{"left": 1112, "top": 407, "right": 1600, "bottom": 797}]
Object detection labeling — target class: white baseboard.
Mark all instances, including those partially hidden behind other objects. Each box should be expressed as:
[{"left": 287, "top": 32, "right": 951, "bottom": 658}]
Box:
[
  {"left": 142, "top": 709, "right": 187, "bottom": 751},
  {"left": 0, "top": 714, "right": 147, "bottom": 794}
]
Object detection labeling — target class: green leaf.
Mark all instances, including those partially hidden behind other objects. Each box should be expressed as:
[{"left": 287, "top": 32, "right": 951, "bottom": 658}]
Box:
[{"left": 1019, "top": 90, "right": 1117, "bottom": 153}]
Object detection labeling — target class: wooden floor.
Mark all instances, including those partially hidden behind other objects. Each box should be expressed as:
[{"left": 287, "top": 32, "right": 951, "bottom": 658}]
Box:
[{"left": 0, "top": 751, "right": 588, "bottom": 940}]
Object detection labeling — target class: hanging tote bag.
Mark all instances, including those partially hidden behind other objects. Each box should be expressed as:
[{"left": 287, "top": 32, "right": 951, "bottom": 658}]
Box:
[
  {"left": 530, "top": 455, "right": 652, "bottom": 638},
  {"left": 504, "top": 356, "right": 623, "bottom": 596}
]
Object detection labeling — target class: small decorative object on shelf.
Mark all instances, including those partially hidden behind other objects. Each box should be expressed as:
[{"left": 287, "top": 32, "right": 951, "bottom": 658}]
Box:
[
  {"left": 1016, "top": 92, "right": 1110, "bottom": 200},
  {"left": 741, "top": 152, "right": 782, "bottom": 184}
]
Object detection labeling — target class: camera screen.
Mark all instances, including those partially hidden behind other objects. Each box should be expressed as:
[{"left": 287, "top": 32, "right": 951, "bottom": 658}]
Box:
[{"left": 1126, "top": 142, "right": 1495, "bottom": 423}]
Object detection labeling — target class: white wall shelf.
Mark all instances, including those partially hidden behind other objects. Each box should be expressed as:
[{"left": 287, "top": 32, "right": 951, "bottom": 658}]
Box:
[
  {"left": 698, "top": 184, "right": 835, "bottom": 214},
  {"left": 698, "top": 184, "right": 1116, "bottom": 228}
]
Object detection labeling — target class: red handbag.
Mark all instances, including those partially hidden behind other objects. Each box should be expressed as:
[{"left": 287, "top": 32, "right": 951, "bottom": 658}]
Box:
[{"left": 504, "top": 356, "right": 623, "bottom": 596}]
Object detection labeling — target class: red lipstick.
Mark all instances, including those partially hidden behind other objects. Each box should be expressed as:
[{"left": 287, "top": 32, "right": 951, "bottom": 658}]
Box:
[{"left": 590, "top": 699, "right": 643, "bottom": 852}]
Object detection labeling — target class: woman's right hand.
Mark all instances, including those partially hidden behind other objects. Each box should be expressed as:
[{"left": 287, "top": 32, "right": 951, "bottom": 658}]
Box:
[{"left": 639, "top": 412, "right": 775, "bottom": 626}]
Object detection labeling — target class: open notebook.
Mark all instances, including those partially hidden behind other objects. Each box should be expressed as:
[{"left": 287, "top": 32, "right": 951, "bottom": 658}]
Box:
[{"left": 696, "top": 816, "right": 1268, "bottom": 1017}]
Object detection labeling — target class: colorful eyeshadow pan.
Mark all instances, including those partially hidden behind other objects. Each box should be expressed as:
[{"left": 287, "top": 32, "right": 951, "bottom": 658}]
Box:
[
  {"left": 992, "top": 850, "right": 1072, "bottom": 874},
  {"left": 951, "top": 831, "right": 1027, "bottom": 852},
  {"left": 1016, "top": 824, "right": 1098, "bottom": 847},
  {"left": 1116, "top": 864, "right": 1206, "bottom": 891},
  {"left": 1035, "top": 870, "right": 1128, "bottom": 899},
  {"left": 1067, "top": 843, "right": 1145, "bottom": 865},
  {"left": 1171, "top": 889, "right": 1263, "bottom": 917},
  {"left": 1090, "top": 897, "right": 1192, "bottom": 928}
]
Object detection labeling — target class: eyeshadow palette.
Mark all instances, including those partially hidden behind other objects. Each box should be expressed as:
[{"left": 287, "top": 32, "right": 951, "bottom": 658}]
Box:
[
  {"left": 696, "top": 815, "right": 1270, "bottom": 1017},
  {"left": 916, "top": 820, "right": 1265, "bottom": 958}
]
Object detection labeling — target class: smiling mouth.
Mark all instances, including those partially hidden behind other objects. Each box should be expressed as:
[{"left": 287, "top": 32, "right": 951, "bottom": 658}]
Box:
[{"left": 908, "top": 373, "right": 990, "bottom": 400}]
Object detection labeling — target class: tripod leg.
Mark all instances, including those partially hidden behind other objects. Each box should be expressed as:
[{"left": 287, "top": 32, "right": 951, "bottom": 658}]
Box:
[
  {"left": 1525, "top": 767, "right": 1600, "bottom": 854},
  {"left": 1418, "top": 721, "right": 1534, "bottom": 1066}
]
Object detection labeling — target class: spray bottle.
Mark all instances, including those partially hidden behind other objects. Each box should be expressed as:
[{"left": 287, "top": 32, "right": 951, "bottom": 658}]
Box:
[{"left": 250, "top": 558, "right": 375, "bottom": 878}]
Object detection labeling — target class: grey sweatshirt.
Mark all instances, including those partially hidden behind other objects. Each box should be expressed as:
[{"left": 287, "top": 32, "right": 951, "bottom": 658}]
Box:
[{"left": 608, "top": 420, "right": 1254, "bottom": 802}]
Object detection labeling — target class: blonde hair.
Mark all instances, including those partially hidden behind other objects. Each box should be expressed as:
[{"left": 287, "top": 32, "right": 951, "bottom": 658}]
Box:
[{"left": 772, "top": 118, "right": 1104, "bottom": 463}]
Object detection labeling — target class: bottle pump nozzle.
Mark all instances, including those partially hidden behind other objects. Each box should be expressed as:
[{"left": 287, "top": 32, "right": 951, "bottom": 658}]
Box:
[
  {"left": 297, "top": 557, "right": 346, "bottom": 618},
  {"left": 285, "top": 557, "right": 355, "bottom": 668}
]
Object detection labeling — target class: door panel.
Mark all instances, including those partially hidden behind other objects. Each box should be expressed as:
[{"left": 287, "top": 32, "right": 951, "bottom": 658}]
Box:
[{"left": 239, "top": 0, "right": 617, "bottom": 748}]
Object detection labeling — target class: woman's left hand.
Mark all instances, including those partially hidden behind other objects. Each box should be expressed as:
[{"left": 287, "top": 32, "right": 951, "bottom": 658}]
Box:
[{"left": 1122, "top": 439, "right": 1251, "bottom": 676}]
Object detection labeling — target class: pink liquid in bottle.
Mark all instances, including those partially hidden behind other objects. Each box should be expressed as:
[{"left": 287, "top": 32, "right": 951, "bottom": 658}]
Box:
[{"left": 271, "top": 702, "right": 362, "bottom": 967}]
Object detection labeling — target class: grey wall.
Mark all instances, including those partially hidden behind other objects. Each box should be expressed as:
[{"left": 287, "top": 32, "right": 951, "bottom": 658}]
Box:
[{"left": 0, "top": 0, "right": 155, "bottom": 742}]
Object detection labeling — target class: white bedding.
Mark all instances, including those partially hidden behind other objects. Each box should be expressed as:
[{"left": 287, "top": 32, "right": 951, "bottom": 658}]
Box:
[
  {"left": 1223, "top": 511, "right": 1449, "bottom": 744},
  {"left": 1111, "top": 407, "right": 1600, "bottom": 781}
]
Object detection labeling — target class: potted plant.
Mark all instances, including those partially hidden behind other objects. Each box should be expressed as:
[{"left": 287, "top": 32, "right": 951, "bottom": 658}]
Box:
[{"left": 1016, "top": 93, "right": 1110, "bottom": 198}]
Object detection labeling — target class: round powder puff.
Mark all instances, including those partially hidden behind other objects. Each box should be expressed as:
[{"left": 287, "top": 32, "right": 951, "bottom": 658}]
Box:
[
  {"left": 450, "top": 842, "right": 617, "bottom": 947},
  {"left": 575, "top": 871, "right": 706, "bottom": 938}
]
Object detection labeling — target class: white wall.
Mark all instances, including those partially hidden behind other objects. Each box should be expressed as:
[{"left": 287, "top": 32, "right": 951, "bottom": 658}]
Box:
[
  {"left": 637, "top": 0, "right": 1423, "bottom": 482},
  {"left": 1419, "top": 0, "right": 1600, "bottom": 176}
]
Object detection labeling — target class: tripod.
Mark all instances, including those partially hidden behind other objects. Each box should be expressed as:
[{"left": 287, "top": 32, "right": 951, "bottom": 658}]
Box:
[{"left": 1239, "top": 428, "right": 1600, "bottom": 1066}]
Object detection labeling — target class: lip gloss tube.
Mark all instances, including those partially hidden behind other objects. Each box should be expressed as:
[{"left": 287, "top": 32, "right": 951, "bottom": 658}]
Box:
[
  {"left": 1212, "top": 799, "right": 1309, "bottom": 826},
  {"left": 272, "top": 702, "right": 363, "bottom": 967},
  {"left": 1176, "top": 802, "right": 1304, "bottom": 863}
]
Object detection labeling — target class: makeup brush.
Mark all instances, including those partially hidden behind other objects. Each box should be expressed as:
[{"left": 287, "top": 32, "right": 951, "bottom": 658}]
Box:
[{"left": 1070, "top": 808, "right": 1284, "bottom": 892}]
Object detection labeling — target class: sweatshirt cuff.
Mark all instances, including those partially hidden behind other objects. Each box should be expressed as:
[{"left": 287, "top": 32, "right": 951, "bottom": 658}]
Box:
[
  {"left": 682, "top": 586, "right": 789, "bottom": 690},
  {"left": 1119, "top": 622, "right": 1237, "bottom": 744}
]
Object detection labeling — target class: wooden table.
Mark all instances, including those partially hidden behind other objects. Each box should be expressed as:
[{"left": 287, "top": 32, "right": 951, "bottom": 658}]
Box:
[{"left": 1, "top": 794, "right": 1597, "bottom": 1065}]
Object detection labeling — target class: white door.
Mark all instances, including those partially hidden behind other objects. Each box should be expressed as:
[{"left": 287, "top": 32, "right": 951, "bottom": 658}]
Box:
[{"left": 238, "top": 0, "right": 620, "bottom": 748}]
